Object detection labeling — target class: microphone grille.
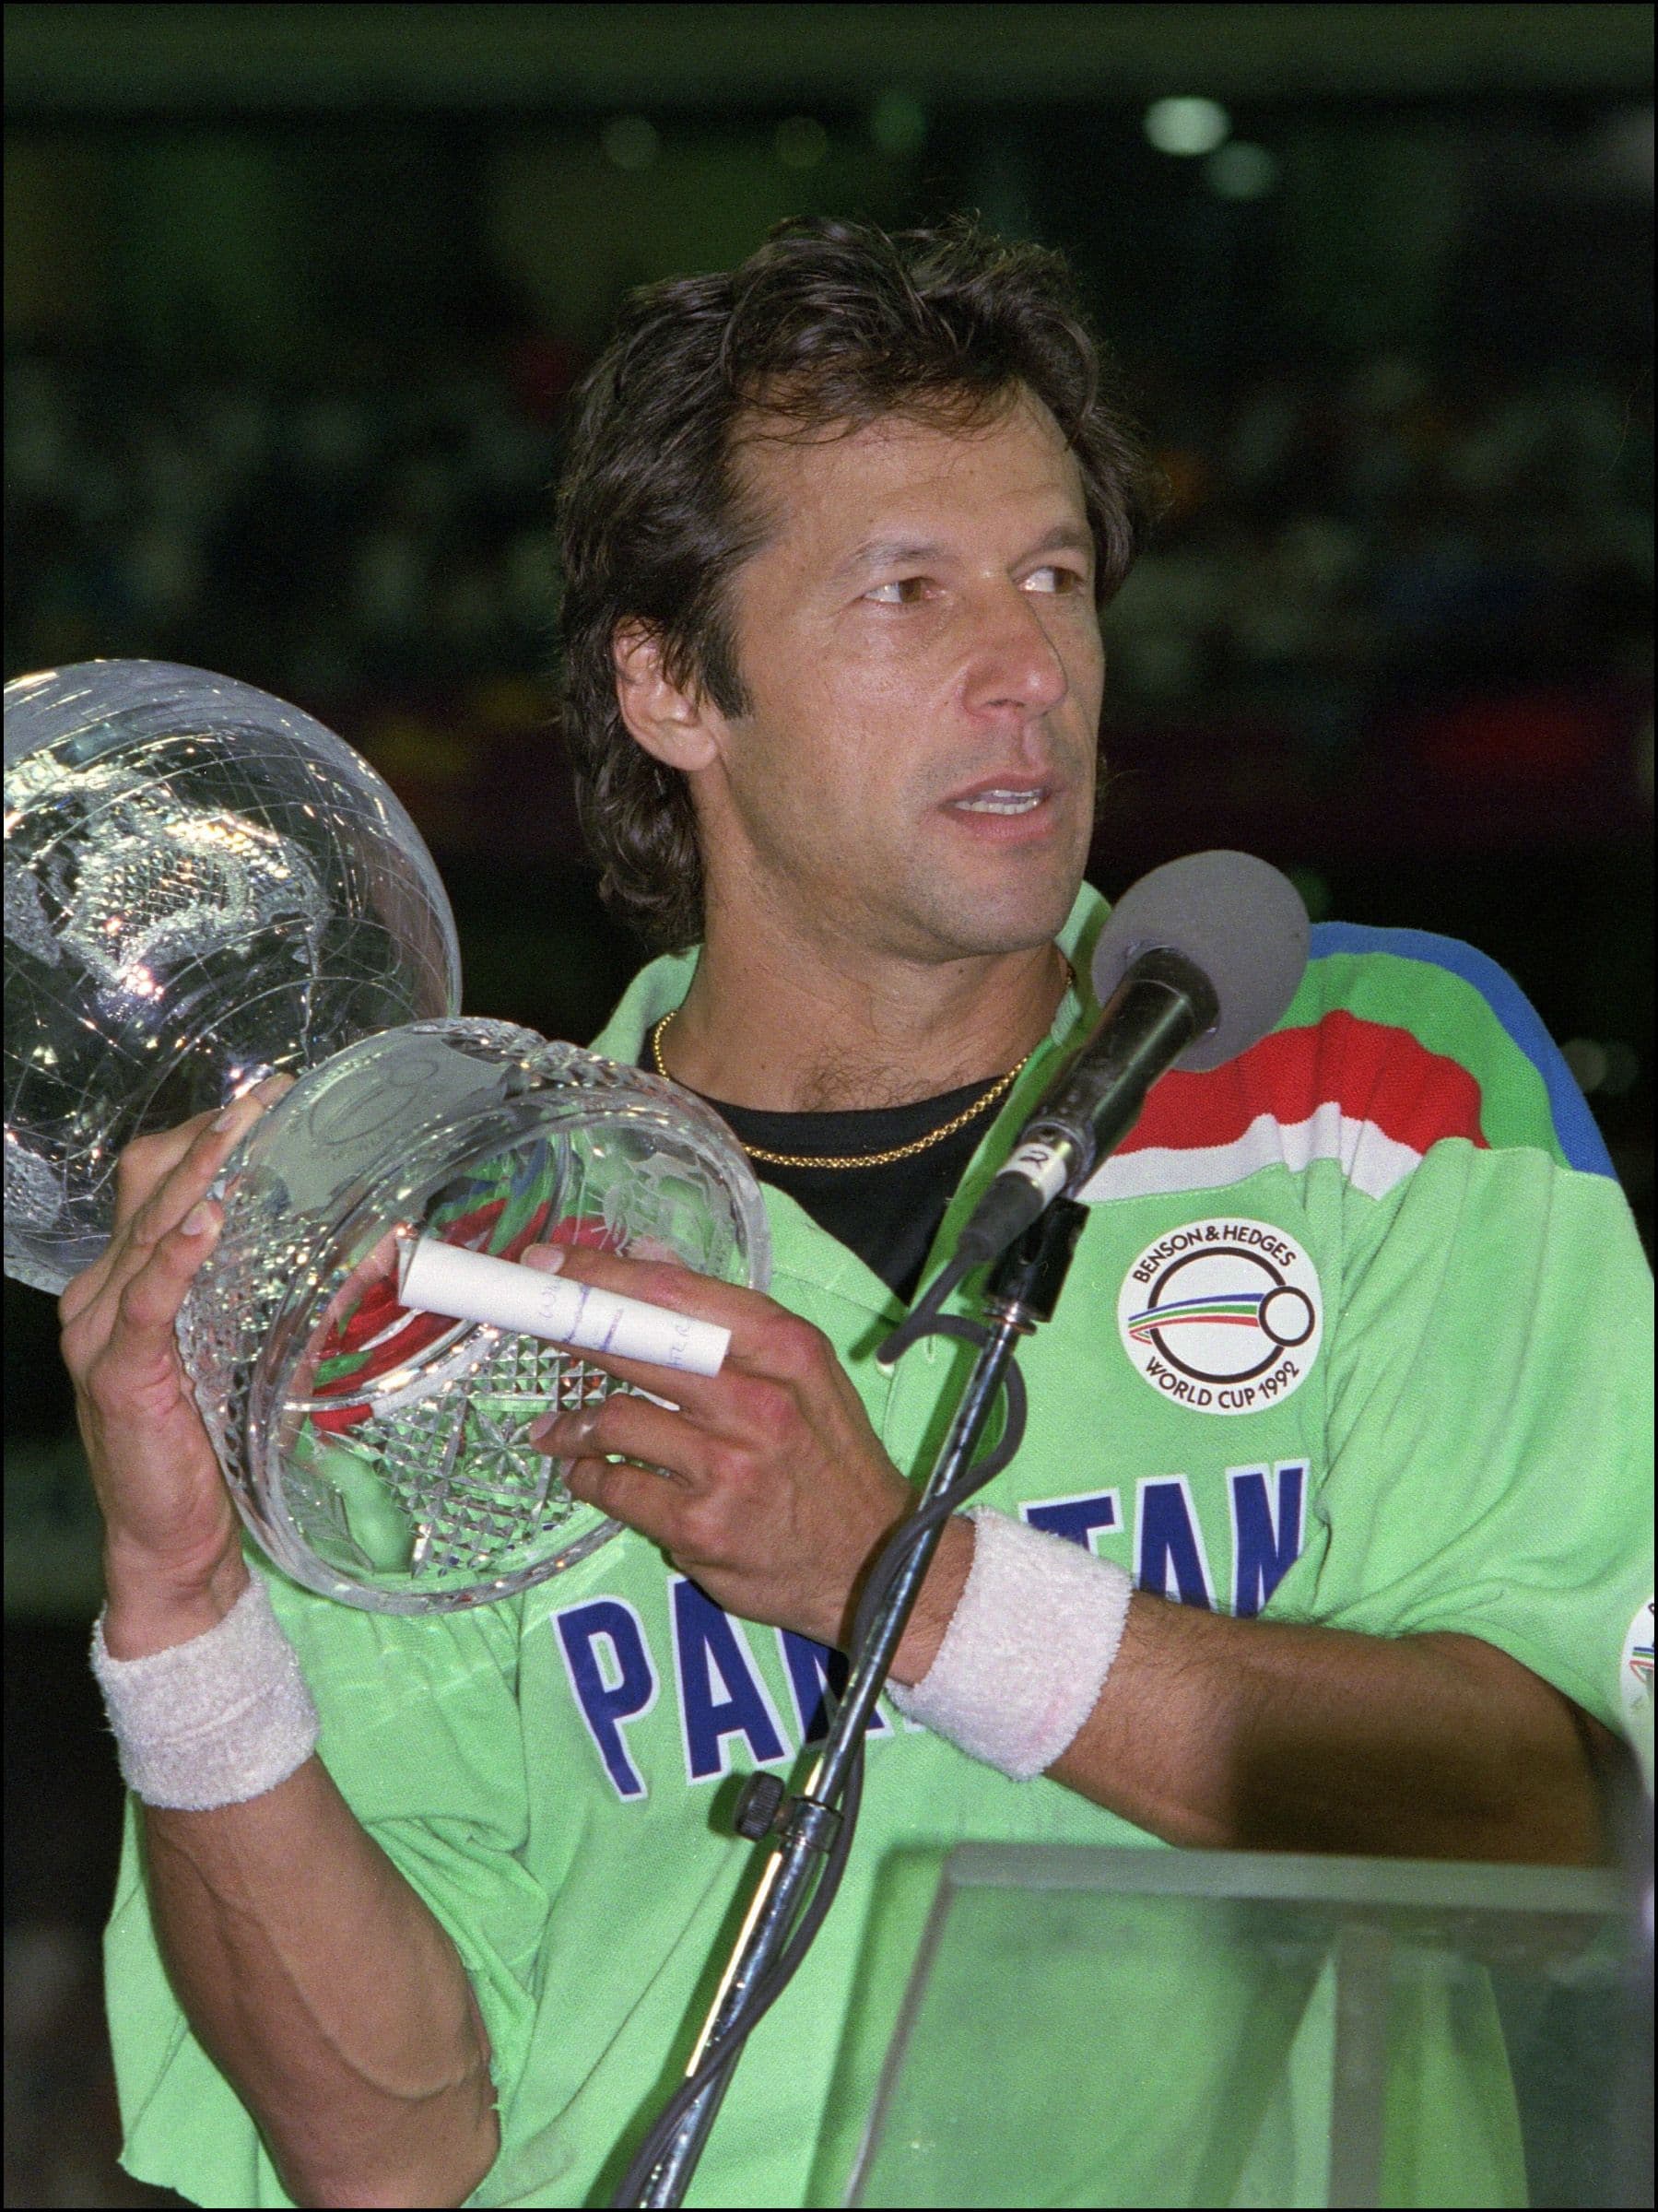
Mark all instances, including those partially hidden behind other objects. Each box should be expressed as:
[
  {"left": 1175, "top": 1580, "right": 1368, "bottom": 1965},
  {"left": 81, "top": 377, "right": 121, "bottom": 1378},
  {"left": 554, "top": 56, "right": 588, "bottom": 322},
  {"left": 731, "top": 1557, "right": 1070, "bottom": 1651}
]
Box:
[{"left": 1089, "top": 851, "right": 1310, "bottom": 1071}]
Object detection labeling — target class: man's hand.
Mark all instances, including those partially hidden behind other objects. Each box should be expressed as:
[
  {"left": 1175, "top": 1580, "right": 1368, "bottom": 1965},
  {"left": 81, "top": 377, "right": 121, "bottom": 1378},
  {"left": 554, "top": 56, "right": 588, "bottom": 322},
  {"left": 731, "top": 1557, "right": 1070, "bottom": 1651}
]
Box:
[
  {"left": 522, "top": 1243, "right": 921, "bottom": 1652},
  {"left": 57, "top": 1075, "right": 294, "bottom": 1649}
]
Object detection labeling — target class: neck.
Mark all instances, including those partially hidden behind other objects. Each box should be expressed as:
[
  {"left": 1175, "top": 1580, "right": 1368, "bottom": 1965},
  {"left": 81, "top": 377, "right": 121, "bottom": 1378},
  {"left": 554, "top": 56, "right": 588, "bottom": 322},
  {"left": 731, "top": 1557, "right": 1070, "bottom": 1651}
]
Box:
[{"left": 657, "top": 903, "right": 1073, "bottom": 1113}]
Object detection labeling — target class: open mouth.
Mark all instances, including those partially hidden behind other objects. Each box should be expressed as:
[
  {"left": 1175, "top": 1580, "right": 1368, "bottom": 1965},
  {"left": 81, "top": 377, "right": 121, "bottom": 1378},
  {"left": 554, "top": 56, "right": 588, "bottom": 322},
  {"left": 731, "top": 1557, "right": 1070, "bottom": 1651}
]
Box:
[{"left": 948, "top": 785, "right": 1049, "bottom": 816}]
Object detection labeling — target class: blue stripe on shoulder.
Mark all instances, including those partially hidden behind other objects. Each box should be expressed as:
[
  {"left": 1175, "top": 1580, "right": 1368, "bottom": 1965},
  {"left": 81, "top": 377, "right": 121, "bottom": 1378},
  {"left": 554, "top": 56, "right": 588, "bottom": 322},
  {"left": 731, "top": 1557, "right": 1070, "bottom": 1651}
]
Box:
[{"left": 1309, "top": 922, "right": 1616, "bottom": 1178}]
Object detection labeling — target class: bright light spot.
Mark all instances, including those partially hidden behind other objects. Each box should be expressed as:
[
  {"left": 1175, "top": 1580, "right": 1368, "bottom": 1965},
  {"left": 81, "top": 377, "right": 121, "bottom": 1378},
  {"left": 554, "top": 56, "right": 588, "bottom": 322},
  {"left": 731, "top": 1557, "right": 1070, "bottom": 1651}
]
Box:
[
  {"left": 1144, "top": 97, "right": 1230, "bottom": 157},
  {"left": 1205, "top": 141, "right": 1278, "bottom": 200},
  {"left": 870, "top": 89, "right": 927, "bottom": 157},
  {"left": 775, "top": 116, "right": 829, "bottom": 170},
  {"left": 602, "top": 116, "right": 660, "bottom": 171}
]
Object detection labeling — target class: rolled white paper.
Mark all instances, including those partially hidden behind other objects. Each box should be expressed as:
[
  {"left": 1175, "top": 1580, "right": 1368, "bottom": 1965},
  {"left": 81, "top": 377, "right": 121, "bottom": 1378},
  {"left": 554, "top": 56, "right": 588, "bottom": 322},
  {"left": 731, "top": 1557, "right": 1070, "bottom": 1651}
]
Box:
[{"left": 396, "top": 1236, "right": 730, "bottom": 1377}]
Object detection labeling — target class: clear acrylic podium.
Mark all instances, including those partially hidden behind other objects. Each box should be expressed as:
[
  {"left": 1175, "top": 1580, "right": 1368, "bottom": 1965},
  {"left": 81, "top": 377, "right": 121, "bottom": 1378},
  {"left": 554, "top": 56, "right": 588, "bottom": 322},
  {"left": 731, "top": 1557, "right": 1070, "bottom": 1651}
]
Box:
[{"left": 845, "top": 1846, "right": 1650, "bottom": 2209}]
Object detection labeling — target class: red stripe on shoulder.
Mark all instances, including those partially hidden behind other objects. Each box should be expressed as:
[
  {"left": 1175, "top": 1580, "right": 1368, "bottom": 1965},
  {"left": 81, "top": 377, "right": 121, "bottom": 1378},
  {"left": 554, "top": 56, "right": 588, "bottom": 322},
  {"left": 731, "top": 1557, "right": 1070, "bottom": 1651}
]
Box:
[{"left": 1119, "top": 1011, "right": 1487, "bottom": 1158}]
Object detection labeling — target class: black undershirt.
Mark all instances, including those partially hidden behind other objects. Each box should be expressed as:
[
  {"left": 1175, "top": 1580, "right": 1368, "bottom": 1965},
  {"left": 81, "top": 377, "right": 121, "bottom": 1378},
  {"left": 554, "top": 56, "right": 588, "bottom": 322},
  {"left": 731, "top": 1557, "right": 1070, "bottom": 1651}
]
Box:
[{"left": 684, "top": 1079, "right": 1006, "bottom": 1307}]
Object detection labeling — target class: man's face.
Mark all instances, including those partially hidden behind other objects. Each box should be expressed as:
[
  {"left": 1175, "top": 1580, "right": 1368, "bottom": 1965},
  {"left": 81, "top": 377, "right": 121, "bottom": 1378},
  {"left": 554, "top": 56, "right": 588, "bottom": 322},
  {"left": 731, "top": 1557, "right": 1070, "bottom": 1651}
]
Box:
[{"left": 693, "top": 387, "right": 1104, "bottom": 969}]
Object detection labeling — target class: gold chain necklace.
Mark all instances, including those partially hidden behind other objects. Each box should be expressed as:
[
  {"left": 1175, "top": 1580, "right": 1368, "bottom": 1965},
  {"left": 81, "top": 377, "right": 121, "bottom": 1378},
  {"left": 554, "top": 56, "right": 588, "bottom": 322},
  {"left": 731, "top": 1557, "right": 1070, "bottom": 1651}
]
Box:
[{"left": 649, "top": 1008, "right": 1034, "bottom": 1171}]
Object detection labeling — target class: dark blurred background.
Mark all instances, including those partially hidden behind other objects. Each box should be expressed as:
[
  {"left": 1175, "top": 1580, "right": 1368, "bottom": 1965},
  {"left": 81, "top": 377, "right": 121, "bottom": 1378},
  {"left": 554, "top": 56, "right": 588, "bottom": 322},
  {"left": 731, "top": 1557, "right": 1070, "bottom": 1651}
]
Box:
[{"left": 4, "top": 6, "right": 1652, "bottom": 2203}]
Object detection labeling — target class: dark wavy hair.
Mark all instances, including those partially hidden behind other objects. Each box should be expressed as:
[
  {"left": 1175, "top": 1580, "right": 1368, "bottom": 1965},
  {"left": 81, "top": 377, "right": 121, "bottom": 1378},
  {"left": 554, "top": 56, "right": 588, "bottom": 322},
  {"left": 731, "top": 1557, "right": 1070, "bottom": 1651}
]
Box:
[{"left": 554, "top": 212, "right": 1165, "bottom": 951}]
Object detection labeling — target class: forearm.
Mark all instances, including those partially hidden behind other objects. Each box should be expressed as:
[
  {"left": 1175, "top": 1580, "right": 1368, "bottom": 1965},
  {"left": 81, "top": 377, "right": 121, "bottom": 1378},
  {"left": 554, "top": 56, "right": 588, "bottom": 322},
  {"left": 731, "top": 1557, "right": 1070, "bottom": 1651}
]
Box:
[
  {"left": 1049, "top": 1594, "right": 1607, "bottom": 1860},
  {"left": 108, "top": 1580, "right": 498, "bottom": 2208},
  {"left": 895, "top": 1521, "right": 1610, "bottom": 1863}
]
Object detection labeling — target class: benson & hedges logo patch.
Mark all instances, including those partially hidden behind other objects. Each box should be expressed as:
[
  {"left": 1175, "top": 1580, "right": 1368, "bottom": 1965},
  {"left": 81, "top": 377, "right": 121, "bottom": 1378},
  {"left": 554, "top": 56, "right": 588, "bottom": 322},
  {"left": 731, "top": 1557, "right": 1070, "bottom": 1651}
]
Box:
[{"left": 1117, "top": 1217, "right": 1323, "bottom": 1416}]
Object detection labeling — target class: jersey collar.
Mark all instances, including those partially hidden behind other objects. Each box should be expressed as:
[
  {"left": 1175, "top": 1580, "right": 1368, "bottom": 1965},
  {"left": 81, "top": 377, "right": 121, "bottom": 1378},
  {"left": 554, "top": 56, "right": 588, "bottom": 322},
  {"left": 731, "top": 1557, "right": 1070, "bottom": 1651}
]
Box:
[{"left": 587, "top": 879, "right": 1112, "bottom": 1073}]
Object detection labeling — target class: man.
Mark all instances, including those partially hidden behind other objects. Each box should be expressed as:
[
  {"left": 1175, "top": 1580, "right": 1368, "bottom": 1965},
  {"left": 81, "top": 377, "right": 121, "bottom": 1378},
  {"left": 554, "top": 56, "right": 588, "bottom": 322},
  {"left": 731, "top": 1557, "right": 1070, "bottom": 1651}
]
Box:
[{"left": 79, "top": 217, "right": 1650, "bottom": 2207}]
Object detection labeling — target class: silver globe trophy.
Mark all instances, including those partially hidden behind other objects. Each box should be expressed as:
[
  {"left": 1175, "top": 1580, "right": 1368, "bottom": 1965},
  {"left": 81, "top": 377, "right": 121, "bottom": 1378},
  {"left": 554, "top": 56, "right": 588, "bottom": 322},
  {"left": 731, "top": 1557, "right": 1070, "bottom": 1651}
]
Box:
[{"left": 4, "top": 661, "right": 770, "bottom": 1612}]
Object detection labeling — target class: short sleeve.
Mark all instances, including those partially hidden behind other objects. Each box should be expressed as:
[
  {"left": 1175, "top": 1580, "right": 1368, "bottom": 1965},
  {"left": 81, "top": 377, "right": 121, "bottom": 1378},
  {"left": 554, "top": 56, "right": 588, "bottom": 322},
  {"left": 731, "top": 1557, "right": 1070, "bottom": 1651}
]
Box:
[
  {"left": 104, "top": 1550, "right": 547, "bottom": 2208},
  {"left": 1307, "top": 1069, "right": 1652, "bottom": 1742}
]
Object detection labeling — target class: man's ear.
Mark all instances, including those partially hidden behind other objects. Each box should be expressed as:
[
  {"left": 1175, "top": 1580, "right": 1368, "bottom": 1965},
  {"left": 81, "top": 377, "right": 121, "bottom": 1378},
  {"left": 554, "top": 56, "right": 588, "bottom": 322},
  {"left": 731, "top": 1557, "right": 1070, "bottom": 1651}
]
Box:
[{"left": 613, "top": 623, "right": 722, "bottom": 772}]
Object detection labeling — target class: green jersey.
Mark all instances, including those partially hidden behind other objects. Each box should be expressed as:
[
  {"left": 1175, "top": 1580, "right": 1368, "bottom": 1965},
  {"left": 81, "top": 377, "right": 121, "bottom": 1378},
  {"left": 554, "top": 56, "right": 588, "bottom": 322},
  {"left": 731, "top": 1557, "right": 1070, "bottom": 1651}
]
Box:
[{"left": 104, "top": 884, "right": 1654, "bottom": 2206}]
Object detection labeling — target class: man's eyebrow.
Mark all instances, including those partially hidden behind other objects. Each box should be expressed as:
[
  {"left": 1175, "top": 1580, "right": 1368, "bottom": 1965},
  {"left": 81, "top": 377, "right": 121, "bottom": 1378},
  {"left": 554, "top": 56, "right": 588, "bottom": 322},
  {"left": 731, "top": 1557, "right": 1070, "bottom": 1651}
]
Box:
[
  {"left": 825, "top": 536, "right": 947, "bottom": 582},
  {"left": 828, "top": 523, "right": 1096, "bottom": 582}
]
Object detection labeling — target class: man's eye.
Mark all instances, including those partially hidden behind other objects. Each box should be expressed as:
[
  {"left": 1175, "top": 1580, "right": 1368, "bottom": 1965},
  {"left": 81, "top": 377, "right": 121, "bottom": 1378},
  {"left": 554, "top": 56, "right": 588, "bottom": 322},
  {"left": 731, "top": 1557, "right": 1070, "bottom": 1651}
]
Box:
[{"left": 864, "top": 568, "right": 1088, "bottom": 605}]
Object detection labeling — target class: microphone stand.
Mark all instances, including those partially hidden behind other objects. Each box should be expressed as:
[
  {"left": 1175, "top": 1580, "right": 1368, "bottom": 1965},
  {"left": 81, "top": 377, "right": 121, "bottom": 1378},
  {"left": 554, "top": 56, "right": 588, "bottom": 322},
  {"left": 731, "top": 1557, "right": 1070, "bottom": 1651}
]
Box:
[{"left": 617, "top": 1201, "right": 1089, "bottom": 2207}]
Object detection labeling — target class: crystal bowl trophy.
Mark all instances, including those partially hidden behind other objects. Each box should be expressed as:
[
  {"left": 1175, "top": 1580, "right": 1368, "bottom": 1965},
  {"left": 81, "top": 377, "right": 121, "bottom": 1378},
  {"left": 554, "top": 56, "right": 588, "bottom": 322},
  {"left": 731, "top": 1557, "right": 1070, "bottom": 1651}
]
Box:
[{"left": 4, "top": 661, "right": 770, "bottom": 1612}]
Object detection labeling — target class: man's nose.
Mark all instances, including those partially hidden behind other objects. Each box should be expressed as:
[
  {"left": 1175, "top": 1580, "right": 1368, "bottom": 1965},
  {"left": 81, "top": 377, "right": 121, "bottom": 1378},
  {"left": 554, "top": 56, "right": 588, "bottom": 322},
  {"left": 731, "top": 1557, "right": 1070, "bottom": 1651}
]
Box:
[{"left": 961, "top": 584, "right": 1070, "bottom": 719}]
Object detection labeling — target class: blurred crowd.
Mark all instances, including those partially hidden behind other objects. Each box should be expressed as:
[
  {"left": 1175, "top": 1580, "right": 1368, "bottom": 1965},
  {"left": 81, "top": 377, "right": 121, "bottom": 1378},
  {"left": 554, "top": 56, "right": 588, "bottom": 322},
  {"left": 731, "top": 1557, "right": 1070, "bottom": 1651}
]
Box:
[
  {"left": 4, "top": 331, "right": 581, "bottom": 702},
  {"left": 5, "top": 331, "right": 1652, "bottom": 810},
  {"left": 1115, "top": 349, "right": 1651, "bottom": 755}
]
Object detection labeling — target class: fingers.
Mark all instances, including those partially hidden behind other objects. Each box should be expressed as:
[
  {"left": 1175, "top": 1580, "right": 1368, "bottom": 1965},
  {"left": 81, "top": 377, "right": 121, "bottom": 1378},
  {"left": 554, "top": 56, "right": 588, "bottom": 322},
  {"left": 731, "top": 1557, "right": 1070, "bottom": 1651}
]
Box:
[
  {"left": 559, "top": 1453, "right": 687, "bottom": 1550},
  {"left": 60, "top": 1073, "right": 294, "bottom": 1333},
  {"left": 130, "top": 1084, "right": 279, "bottom": 1249},
  {"left": 70, "top": 1071, "right": 297, "bottom": 1397},
  {"left": 112, "top": 1073, "right": 293, "bottom": 1229},
  {"left": 523, "top": 1241, "right": 766, "bottom": 1335},
  {"left": 108, "top": 1197, "right": 227, "bottom": 1361},
  {"left": 531, "top": 1392, "right": 707, "bottom": 1556},
  {"left": 112, "top": 1109, "right": 229, "bottom": 1222},
  {"left": 531, "top": 1390, "right": 700, "bottom": 1487},
  {"left": 521, "top": 1241, "right": 828, "bottom": 1393}
]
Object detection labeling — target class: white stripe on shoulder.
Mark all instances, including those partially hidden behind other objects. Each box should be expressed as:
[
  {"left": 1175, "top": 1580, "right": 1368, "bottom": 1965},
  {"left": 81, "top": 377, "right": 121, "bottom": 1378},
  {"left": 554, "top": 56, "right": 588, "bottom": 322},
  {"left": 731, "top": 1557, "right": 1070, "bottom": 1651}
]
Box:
[{"left": 1077, "top": 1106, "right": 1424, "bottom": 1206}]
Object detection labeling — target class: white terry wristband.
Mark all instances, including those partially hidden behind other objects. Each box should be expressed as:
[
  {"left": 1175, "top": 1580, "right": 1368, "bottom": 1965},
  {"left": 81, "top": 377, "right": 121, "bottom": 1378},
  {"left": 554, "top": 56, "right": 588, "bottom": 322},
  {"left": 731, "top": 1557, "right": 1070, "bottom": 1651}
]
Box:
[
  {"left": 888, "top": 1508, "right": 1134, "bottom": 1781},
  {"left": 90, "top": 1571, "right": 320, "bottom": 1810}
]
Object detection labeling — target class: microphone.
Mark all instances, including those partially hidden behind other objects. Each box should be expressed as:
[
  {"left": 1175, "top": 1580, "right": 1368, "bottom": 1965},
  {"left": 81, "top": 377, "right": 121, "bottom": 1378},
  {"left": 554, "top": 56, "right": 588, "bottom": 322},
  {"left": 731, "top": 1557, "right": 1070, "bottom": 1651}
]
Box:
[{"left": 946, "top": 851, "right": 1310, "bottom": 1277}]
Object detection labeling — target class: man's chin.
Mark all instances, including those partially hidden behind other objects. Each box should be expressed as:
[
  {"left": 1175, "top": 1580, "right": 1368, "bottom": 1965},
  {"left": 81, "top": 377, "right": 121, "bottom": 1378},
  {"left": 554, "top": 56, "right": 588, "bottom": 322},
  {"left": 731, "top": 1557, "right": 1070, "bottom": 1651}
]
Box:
[{"left": 912, "top": 864, "right": 1088, "bottom": 964}]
